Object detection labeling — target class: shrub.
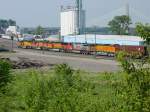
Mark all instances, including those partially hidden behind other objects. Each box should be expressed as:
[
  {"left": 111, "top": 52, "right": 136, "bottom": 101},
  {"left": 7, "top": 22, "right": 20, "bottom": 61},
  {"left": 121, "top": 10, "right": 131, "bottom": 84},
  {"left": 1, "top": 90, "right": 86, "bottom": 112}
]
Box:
[
  {"left": 116, "top": 58, "right": 150, "bottom": 112},
  {"left": 54, "top": 63, "right": 73, "bottom": 76},
  {"left": 0, "top": 59, "right": 12, "bottom": 89},
  {"left": 21, "top": 66, "right": 98, "bottom": 112},
  {"left": 54, "top": 63, "right": 74, "bottom": 86},
  {"left": 3, "top": 62, "right": 149, "bottom": 112},
  {"left": 116, "top": 51, "right": 127, "bottom": 62}
]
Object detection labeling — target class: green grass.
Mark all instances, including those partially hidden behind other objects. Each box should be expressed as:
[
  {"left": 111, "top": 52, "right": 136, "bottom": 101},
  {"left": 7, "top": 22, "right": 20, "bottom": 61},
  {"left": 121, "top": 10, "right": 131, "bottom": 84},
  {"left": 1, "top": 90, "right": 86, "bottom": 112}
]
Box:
[
  {"left": 0, "top": 68, "right": 125, "bottom": 112},
  {"left": 0, "top": 61, "right": 149, "bottom": 112},
  {"left": 0, "top": 52, "right": 150, "bottom": 112}
]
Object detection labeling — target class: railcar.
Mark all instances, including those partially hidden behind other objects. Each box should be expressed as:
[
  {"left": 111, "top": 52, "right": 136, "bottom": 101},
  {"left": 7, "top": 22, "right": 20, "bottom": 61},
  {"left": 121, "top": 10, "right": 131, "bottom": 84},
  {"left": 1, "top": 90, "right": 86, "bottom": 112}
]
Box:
[
  {"left": 17, "top": 40, "right": 147, "bottom": 58},
  {"left": 52, "top": 42, "right": 63, "bottom": 50},
  {"left": 18, "top": 41, "right": 32, "bottom": 48},
  {"left": 94, "top": 45, "right": 118, "bottom": 56},
  {"left": 62, "top": 43, "right": 73, "bottom": 52},
  {"left": 47, "top": 43, "right": 53, "bottom": 49},
  {"left": 72, "top": 43, "right": 92, "bottom": 54},
  {"left": 117, "top": 45, "right": 147, "bottom": 58}
]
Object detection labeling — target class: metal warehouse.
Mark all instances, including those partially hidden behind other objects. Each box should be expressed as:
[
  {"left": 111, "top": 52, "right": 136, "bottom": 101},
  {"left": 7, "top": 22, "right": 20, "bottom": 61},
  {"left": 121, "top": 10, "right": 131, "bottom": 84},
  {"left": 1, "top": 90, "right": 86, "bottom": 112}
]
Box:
[{"left": 62, "top": 35, "right": 144, "bottom": 46}]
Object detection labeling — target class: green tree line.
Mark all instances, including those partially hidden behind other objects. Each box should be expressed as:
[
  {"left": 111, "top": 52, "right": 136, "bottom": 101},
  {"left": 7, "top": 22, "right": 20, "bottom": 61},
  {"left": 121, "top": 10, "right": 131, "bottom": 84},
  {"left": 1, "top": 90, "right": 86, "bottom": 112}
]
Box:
[{"left": 0, "top": 19, "right": 16, "bottom": 33}]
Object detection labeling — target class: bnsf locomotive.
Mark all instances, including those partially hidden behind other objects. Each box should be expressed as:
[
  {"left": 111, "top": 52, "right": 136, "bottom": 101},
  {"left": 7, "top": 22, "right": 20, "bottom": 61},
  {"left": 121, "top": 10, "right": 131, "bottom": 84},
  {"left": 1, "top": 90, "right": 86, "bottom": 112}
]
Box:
[{"left": 17, "top": 40, "right": 147, "bottom": 58}]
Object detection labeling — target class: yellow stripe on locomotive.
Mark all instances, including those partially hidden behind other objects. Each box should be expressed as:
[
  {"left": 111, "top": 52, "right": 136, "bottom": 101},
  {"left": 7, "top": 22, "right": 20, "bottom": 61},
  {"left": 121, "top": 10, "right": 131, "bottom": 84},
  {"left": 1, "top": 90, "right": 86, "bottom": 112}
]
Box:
[
  {"left": 95, "top": 45, "right": 117, "bottom": 53},
  {"left": 52, "top": 43, "right": 63, "bottom": 49},
  {"left": 17, "top": 41, "right": 32, "bottom": 48}
]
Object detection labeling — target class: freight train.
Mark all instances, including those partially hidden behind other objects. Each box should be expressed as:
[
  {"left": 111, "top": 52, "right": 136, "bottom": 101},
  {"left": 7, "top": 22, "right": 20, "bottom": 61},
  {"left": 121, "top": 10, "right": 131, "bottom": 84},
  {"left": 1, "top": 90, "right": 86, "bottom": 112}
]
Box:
[{"left": 17, "top": 40, "right": 147, "bottom": 58}]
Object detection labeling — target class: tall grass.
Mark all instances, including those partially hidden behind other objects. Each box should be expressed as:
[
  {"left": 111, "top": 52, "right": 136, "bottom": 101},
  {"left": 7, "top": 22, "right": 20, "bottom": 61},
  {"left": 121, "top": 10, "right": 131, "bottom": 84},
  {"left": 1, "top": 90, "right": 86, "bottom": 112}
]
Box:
[
  {"left": 0, "top": 62, "right": 149, "bottom": 112},
  {"left": 0, "top": 59, "right": 12, "bottom": 91},
  {"left": 0, "top": 64, "right": 119, "bottom": 112}
]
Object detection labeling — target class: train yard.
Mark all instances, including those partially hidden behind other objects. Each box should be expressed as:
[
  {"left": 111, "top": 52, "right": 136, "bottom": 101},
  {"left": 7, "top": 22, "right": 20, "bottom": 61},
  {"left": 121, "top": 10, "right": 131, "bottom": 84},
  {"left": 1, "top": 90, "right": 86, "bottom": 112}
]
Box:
[
  {"left": 17, "top": 39, "right": 147, "bottom": 58},
  {"left": 0, "top": 38, "right": 120, "bottom": 72}
]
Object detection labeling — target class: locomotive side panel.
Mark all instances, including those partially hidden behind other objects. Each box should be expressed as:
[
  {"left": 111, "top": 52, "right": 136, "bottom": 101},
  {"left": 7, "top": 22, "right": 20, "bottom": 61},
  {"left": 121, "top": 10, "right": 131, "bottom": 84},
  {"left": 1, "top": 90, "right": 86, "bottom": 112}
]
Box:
[
  {"left": 52, "top": 43, "right": 63, "bottom": 49},
  {"left": 73, "top": 44, "right": 92, "bottom": 54},
  {"left": 95, "top": 45, "right": 117, "bottom": 53},
  {"left": 62, "top": 43, "right": 73, "bottom": 52},
  {"left": 31, "top": 42, "right": 37, "bottom": 48},
  {"left": 22, "top": 41, "right": 32, "bottom": 48},
  {"left": 47, "top": 43, "right": 53, "bottom": 49}
]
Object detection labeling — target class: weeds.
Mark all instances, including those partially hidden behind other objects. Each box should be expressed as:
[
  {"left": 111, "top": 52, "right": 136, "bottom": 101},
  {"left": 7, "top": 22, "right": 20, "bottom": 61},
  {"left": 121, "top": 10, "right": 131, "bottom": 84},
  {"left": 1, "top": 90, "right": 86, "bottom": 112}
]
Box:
[
  {"left": 0, "top": 62, "right": 149, "bottom": 112},
  {"left": 0, "top": 59, "right": 12, "bottom": 89}
]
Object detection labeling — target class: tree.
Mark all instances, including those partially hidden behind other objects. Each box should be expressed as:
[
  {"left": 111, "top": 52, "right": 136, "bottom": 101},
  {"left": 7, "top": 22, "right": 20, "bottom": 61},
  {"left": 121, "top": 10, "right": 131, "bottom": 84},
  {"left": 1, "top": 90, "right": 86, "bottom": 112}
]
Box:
[
  {"left": 0, "top": 19, "right": 16, "bottom": 33},
  {"left": 136, "top": 23, "right": 150, "bottom": 45},
  {"left": 108, "top": 15, "right": 132, "bottom": 35},
  {"left": 0, "top": 20, "right": 9, "bottom": 33},
  {"left": 0, "top": 20, "right": 8, "bottom": 28},
  {"left": 115, "top": 56, "right": 150, "bottom": 112},
  {"left": 35, "top": 26, "right": 44, "bottom": 35},
  {"left": 8, "top": 19, "right": 16, "bottom": 26}
]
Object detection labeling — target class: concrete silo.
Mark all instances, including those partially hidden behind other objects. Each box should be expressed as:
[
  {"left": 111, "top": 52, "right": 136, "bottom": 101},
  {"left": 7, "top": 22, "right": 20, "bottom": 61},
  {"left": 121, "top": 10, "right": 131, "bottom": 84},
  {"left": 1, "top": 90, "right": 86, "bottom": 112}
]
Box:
[{"left": 60, "top": 0, "right": 85, "bottom": 36}]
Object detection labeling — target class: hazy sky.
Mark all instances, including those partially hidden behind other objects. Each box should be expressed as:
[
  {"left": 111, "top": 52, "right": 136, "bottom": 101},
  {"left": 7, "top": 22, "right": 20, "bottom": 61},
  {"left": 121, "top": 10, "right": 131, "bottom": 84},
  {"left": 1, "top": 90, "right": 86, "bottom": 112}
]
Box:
[{"left": 0, "top": 0, "right": 150, "bottom": 27}]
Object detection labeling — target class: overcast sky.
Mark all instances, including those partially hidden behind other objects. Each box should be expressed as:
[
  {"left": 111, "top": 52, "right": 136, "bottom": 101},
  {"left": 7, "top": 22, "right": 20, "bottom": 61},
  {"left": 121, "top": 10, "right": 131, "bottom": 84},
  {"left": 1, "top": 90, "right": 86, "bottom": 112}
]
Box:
[{"left": 0, "top": 0, "right": 150, "bottom": 27}]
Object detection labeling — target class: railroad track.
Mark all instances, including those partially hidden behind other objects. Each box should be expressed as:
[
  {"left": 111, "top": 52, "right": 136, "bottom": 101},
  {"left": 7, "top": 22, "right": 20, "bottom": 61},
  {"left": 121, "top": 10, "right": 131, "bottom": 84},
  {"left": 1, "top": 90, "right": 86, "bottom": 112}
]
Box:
[
  {"left": 0, "top": 38, "right": 114, "bottom": 60},
  {"left": 16, "top": 48, "right": 115, "bottom": 60}
]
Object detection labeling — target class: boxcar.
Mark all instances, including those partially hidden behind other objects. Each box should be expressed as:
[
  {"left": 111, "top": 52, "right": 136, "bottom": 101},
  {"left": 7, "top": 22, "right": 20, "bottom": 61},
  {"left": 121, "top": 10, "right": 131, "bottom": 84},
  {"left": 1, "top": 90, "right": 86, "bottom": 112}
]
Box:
[{"left": 118, "top": 45, "right": 146, "bottom": 57}]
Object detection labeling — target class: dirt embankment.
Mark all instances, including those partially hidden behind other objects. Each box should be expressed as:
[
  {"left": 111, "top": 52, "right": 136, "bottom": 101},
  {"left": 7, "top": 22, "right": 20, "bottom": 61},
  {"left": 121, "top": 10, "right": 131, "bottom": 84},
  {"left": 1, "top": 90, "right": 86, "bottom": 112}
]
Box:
[{"left": 0, "top": 57, "right": 54, "bottom": 69}]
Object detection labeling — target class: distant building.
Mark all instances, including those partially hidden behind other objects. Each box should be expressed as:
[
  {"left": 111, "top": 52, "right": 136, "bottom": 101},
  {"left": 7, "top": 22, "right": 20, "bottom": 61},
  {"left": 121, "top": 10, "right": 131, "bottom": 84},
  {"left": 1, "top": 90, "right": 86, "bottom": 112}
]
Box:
[
  {"left": 63, "top": 35, "right": 144, "bottom": 46},
  {"left": 6, "top": 26, "right": 20, "bottom": 35}
]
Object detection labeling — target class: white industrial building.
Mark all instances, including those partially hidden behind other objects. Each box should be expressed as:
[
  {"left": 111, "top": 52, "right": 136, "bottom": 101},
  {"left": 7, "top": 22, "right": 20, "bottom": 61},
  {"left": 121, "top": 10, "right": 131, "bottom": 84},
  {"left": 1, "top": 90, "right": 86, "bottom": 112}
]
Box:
[
  {"left": 60, "top": 0, "right": 85, "bottom": 36},
  {"left": 6, "top": 26, "right": 20, "bottom": 35},
  {"left": 63, "top": 35, "right": 144, "bottom": 46}
]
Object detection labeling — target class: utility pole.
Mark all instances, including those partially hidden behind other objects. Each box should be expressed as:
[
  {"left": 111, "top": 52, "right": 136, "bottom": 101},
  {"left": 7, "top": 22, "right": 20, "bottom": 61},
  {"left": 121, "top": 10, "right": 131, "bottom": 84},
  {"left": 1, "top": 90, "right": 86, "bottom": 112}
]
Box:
[
  {"left": 75, "top": 28, "right": 77, "bottom": 43},
  {"left": 42, "top": 34, "right": 45, "bottom": 54},
  {"left": 7, "top": 31, "right": 14, "bottom": 52},
  {"left": 94, "top": 26, "right": 97, "bottom": 59},
  {"left": 85, "top": 31, "right": 87, "bottom": 44},
  {"left": 11, "top": 36, "right": 14, "bottom": 52}
]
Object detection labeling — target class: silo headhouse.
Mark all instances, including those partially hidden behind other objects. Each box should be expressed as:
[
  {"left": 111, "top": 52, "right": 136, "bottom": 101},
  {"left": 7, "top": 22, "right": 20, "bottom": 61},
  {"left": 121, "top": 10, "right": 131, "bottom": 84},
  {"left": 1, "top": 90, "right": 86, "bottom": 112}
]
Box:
[{"left": 60, "top": 0, "right": 85, "bottom": 36}]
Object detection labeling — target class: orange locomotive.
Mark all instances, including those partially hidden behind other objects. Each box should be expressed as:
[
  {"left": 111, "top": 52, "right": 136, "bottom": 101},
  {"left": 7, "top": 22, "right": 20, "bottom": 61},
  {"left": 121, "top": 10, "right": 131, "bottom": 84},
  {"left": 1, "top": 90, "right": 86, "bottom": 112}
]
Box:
[{"left": 17, "top": 40, "right": 147, "bottom": 57}]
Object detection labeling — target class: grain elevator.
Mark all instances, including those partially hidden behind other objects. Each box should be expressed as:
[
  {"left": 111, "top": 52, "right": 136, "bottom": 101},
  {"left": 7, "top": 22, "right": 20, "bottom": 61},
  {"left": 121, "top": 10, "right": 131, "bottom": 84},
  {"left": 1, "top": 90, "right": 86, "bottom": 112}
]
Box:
[{"left": 61, "top": 0, "right": 85, "bottom": 36}]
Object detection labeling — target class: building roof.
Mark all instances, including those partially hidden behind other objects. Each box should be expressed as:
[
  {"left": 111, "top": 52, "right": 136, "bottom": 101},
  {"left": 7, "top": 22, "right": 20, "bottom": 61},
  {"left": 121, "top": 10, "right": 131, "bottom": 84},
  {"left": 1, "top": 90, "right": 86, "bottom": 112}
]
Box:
[
  {"left": 68, "top": 34, "right": 144, "bottom": 42},
  {"left": 63, "top": 35, "right": 144, "bottom": 46}
]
